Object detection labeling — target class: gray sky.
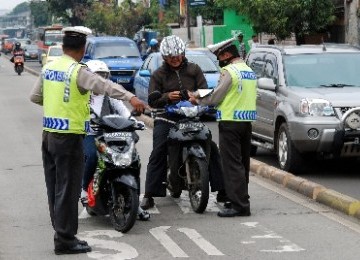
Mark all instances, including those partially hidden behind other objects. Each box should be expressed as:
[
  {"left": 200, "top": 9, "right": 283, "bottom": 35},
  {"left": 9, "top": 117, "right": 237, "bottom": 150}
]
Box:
[{"left": 0, "top": 0, "right": 27, "bottom": 11}]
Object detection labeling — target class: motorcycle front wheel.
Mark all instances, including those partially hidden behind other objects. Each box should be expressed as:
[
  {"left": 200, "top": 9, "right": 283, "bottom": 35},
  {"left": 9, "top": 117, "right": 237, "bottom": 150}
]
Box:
[
  {"left": 187, "top": 156, "right": 209, "bottom": 213},
  {"left": 109, "top": 183, "right": 138, "bottom": 233}
]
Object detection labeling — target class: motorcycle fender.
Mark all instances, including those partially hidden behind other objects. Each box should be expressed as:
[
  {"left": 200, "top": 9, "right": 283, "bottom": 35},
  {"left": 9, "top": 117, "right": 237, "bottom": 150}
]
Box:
[
  {"left": 114, "top": 175, "right": 138, "bottom": 190},
  {"left": 186, "top": 144, "right": 206, "bottom": 160}
]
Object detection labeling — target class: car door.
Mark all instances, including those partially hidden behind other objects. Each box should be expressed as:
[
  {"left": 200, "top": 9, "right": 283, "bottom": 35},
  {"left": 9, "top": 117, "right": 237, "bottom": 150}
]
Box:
[
  {"left": 247, "top": 51, "right": 278, "bottom": 142},
  {"left": 258, "top": 53, "right": 278, "bottom": 140}
]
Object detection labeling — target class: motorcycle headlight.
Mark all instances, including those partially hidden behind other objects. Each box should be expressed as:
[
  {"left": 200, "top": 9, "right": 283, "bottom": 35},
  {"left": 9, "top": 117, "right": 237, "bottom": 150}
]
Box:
[
  {"left": 106, "top": 141, "right": 134, "bottom": 167},
  {"left": 300, "top": 98, "right": 335, "bottom": 116}
]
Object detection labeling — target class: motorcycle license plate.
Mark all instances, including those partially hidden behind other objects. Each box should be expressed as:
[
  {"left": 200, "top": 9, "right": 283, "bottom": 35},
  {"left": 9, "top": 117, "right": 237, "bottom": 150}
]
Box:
[
  {"left": 178, "top": 122, "right": 203, "bottom": 130},
  {"left": 104, "top": 132, "right": 132, "bottom": 140}
]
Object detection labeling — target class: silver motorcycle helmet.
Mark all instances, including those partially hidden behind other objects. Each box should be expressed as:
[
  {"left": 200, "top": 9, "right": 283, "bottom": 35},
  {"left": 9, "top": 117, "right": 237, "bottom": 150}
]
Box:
[{"left": 159, "top": 35, "right": 185, "bottom": 57}]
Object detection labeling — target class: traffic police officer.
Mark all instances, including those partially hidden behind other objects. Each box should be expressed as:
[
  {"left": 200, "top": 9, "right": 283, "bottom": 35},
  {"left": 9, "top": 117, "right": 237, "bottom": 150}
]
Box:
[
  {"left": 30, "top": 26, "right": 145, "bottom": 254},
  {"left": 190, "top": 37, "right": 257, "bottom": 217}
]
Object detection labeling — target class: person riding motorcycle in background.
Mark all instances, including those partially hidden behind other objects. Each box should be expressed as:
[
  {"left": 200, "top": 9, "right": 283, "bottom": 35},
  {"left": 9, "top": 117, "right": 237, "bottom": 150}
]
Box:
[
  {"left": 140, "top": 35, "right": 228, "bottom": 210},
  {"left": 10, "top": 42, "right": 25, "bottom": 63},
  {"left": 81, "top": 59, "right": 150, "bottom": 220},
  {"left": 146, "top": 38, "right": 159, "bottom": 55}
]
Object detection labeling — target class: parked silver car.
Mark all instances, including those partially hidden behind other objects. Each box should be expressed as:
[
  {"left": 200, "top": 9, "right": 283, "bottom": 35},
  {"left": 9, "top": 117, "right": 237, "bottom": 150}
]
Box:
[{"left": 246, "top": 44, "right": 360, "bottom": 173}]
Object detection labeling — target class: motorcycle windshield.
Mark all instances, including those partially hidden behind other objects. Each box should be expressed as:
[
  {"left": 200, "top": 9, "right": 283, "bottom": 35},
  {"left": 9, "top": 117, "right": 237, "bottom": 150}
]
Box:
[
  {"left": 166, "top": 101, "right": 209, "bottom": 118},
  {"left": 100, "top": 115, "right": 134, "bottom": 130}
]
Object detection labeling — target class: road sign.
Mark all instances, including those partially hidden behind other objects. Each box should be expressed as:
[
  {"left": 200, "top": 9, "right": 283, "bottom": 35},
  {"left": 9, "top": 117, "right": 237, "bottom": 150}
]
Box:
[{"left": 189, "top": 0, "right": 207, "bottom": 7}]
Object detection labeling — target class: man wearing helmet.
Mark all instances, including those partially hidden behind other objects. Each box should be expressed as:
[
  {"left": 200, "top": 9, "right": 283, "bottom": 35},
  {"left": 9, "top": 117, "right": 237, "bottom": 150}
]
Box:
[
  {"left": 146, "top": 38, "right": 159, "bottom": 55},
  {"left": 140, "top": 35, "right": 227, "bottom": 210},
  {"left": 189, "top": 37, "right": 257, "bottom": 217},
  {"left": 10, "top": 41, "right": 25, "bottom": 63},
  {"left": 30, "top": 26, "right": 146, "bottom": 255}
]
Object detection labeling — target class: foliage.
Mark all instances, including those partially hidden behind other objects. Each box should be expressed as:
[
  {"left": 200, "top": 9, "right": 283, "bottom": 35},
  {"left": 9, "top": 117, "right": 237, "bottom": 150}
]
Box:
[
  {"left": 84, "top": 0, "right": 152, "bottom": 38},
  {"left": 29, "top": 1, "right": 52, "bottom": 27},
  {"left": 46, "top": 0, "right": 92, "bottom": 26},
  {"left": 214, "top": 0, "right": 336, "bottom": 43},
  {"left": 8, "top": 2, "right": 30, "bottom": 15}
]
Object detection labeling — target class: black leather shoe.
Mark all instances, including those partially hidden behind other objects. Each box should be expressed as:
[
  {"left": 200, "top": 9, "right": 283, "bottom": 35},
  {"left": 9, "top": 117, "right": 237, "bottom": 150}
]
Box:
[
  {"left": 54, "top": 243, "right": 92, "bottom": 255},
  {"left": 140, "top": 197, "right": 154, "bottom": 210},
  {"left": 217, "top": 207, "right": 251, "bottom": 217},
  {"left": 76, "top": 239, "right": 88, "bottom": 246}
]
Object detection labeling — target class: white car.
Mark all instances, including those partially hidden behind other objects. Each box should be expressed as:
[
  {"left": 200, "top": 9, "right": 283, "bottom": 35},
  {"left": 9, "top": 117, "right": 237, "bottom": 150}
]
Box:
[{"left": 42, "top": 45, "right": 63, "bottom": 66}]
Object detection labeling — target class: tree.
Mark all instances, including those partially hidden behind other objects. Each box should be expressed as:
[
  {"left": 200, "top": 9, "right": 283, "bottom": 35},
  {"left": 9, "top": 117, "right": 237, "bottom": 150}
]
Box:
[
  {"left": 214, "top": 0, "right": 336, "bottom": 44},
  {"left": 84, "top": 0, "right": 152, "bottom": 38},
  {"left": 46, "top": 0, "right": 92, "bottom": 26},
  {"left": 30, "top": 1, "right": 52, "bottom": 27},
  {"left": 9, "top": 2, "right": 30, "bottom": 15}
]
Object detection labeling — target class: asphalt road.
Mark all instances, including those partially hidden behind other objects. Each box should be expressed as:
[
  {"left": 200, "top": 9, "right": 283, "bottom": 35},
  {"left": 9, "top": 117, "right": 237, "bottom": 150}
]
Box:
[{"left": 1, "top": 55, "right": 360, "bottom": 260}]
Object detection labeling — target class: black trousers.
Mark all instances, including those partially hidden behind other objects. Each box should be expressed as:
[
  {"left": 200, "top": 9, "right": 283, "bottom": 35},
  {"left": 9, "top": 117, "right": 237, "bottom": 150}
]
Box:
[
  {"left": 218, "top": 121, "right": 251, "bottom": 211},
  {"left": 42, "top": 131, "right": 84, "bottom": 248},
  {"left": 144, "top": 120, "right": 224, "bottom": 197}
]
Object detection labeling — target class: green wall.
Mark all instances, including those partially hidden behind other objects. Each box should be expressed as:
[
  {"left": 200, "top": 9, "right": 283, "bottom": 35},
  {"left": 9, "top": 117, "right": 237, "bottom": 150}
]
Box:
[{"left": 213, "top": 9, "right": 254, "bottom": 52}]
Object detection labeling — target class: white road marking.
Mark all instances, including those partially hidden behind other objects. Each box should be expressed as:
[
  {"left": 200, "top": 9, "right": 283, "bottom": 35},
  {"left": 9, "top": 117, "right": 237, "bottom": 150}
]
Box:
[
  {"left": 241, "top": 221, "right": 305, "bottom": 253},
  {"left": 251, "top": 175, "right": 360, "bottom": 234},
  {"left": 178, "top": 228, "right": 224, "bottom": 256},
  {"left": 150, "top": 226, "right": 188, "bottom": 258},
  {"left": 78, "top": 230, "right": 138, "bottom": 259}
]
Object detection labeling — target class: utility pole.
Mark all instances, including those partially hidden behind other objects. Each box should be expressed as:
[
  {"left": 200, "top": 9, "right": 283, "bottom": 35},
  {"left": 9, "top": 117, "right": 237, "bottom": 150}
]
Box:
[{"left": 187, "top": 0, "right": 191, "bottom": 40}]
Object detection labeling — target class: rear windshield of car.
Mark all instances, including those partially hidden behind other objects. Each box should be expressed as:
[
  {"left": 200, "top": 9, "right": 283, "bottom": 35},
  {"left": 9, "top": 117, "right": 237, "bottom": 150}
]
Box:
[
  {"left": 94, "top": 42, "right": 140, "bottom": 59},
  {"left": 49, "top": 47, "right": 63, "bottom": 56},
  {"left": 284, "top": 53, "right": 360, "bottom": 87}
]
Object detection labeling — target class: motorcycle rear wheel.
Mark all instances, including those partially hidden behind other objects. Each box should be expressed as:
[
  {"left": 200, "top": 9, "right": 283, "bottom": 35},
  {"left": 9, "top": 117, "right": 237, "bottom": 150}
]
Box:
[
  {"left": 109, "top": 184, "right": 138, "bottom": 233},
  {"left": 187, "top": 157, "right": 209, "bottom": 213}
]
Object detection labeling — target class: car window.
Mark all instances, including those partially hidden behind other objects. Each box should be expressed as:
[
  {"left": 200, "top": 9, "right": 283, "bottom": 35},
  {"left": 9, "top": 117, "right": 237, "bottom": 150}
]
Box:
[
  {"left": 247, "top": 52, "right": 266, "bottom": 77},
  {"left": 284, "top": 53, "right": 360, "bottom": 87},
  {"left": 94, "top": 42, "right": 140, "bottom": 59},
  {"left": 263, "top": 53, "right": 278, "bottom": 84},
  {"left": 85, "top": 42, "right": 92, "bottom": 56},
  {"left": 186, "top": 54, "right": 219, "bottom": 73}
]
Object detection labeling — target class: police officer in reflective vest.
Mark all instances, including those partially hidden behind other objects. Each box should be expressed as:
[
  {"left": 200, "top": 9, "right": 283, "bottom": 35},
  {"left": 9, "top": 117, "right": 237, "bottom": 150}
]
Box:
[
  {"left": 30, "top": 26, "right": 145, "bottom": 255},
  {"left": 190, "top": 37, "right": 257, "bottom": 217}
]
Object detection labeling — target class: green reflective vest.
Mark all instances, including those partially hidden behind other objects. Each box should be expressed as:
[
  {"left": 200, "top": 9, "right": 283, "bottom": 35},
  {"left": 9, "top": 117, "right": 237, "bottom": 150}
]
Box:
[
  {"left": 42, "top": 55, "right": 90, "bottom": 134},
  {"left": 216, "top": 62, "right": 257, "bottom": 122}
]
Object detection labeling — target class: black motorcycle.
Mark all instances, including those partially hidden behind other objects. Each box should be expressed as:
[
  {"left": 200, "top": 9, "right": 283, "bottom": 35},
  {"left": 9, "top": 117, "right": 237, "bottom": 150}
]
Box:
[
  {"left": 150, "top": 98, "right": 213, "bottom": 213},
  {"left": 85, "top": 114, "right": 147, "bottom": 233}
]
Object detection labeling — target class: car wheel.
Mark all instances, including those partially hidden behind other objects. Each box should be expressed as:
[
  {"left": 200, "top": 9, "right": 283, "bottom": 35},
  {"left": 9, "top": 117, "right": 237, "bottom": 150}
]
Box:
[{"left": 277, "top": 123, "right": 302, "bottom": 173}]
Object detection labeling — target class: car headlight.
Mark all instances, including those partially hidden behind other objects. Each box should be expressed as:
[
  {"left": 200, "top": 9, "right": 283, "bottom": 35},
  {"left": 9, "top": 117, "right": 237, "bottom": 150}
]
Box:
[{"left": 300, "top": 98, "right": 335, "bottom": 116}]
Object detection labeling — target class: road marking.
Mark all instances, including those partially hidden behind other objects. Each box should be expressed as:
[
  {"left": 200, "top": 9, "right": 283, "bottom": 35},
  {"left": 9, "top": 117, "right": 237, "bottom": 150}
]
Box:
[
  {"left": 251, "top": 175, "right": 360, "bottom": 234},
  {"left": 78, "top": 230, "right": 138, "bottom": 259},
  {"left": 178, "top": 228, "right": 224, "bottom": 256},
  {"left": 241, "top": 222, "right": 305, "bottom": 253},
  {"left": 150, "top": 226, "right": 188, "bottom": 258}
]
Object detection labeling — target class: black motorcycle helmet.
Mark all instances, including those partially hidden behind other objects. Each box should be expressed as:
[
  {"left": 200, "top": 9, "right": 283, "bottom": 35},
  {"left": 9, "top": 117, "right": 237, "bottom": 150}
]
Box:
[{"left": 14, "top": 42, "right": 21, "bottom": 50}]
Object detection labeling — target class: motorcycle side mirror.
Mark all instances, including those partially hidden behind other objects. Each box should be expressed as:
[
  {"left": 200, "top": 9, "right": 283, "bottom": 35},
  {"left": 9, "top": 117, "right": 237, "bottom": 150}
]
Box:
[{"left": 148, "top": 90, "right": 162, "bottom": 105}]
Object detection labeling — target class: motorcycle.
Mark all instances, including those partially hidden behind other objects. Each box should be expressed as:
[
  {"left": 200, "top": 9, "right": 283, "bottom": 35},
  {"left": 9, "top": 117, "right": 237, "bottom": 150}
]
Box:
[
  {"left": 85, "top": 114, "right": 148, "bottom": 233},
  {"left": 149, "top": 92, "right": 213, "bottom": 213},
  {"left": 13, "top": 54, "right": 24, "bottom": 76}
]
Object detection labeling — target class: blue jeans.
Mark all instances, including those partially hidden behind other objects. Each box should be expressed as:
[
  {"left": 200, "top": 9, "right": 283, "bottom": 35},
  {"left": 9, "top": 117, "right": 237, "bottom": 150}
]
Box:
[{"left": 82, "top": 135, "right": 97, "bottom": 191}]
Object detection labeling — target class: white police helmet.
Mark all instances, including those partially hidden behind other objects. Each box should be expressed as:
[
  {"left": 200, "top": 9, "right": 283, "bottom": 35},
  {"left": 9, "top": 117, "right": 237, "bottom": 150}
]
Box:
[
  {"left": 160, "top": 35, "right": 185, "bottom": 57},
  {"left": 85, "top": 60, "right": 110, "bottom": 79}
]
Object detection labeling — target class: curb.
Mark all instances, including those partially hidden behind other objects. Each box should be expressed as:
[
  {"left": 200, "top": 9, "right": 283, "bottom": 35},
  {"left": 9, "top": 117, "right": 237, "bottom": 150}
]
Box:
[{"left": 19, "top": 59, "right": 360, "bottom": 221}]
